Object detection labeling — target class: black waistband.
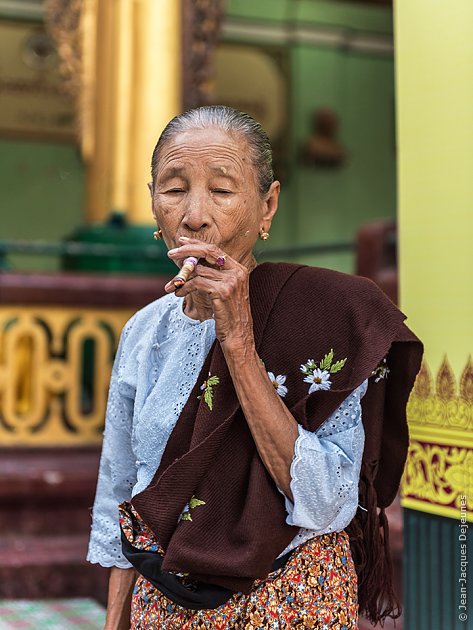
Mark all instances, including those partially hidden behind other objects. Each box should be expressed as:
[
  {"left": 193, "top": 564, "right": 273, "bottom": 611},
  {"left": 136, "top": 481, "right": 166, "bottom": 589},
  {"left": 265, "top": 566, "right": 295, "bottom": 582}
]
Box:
[{"left": 121, "top": 529, "right": 293, "bottom": 610}]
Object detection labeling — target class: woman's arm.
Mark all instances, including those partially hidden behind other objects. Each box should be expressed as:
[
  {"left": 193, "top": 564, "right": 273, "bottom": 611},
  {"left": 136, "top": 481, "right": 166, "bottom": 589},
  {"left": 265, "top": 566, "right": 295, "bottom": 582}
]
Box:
[
  {"left": 223, "top": 343, "right": 299, "bottom": 499},
  {"left": 167, "top": 239, "right": 300, "bottom": 497},
  {"left": 104, "top": 567, "right": 137, "bottom": 630}
]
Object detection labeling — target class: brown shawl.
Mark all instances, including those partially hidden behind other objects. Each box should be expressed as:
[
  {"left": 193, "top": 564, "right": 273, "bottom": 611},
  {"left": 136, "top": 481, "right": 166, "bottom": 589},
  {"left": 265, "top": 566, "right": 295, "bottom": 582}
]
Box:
[{"left": 132, "top": 262, "right": 422, "bottom": 623}]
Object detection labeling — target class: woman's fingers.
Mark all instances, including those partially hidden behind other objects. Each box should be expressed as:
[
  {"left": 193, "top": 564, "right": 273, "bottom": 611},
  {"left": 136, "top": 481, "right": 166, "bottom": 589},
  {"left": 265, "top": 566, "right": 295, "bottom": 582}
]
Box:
[
  {"left": 175, "top": 273, "right": 239, "bottom": 298},
  {"left": 164, "top": 262, "right": 228, "bottom": 294},
  {"left": 167, "top": 239, "right": 234, "bottom": 269}
]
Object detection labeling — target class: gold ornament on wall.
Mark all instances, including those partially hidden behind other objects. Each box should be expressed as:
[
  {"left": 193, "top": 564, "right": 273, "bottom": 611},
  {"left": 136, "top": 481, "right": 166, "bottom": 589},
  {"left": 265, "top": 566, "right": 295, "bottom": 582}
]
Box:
[
  {"left": 401, "top": 356, "right": 473, "bottom": 522},
  {"left": 0, "top": 306, "right": 131, "bottom": 446},
  {"left": 44, "top": 0, "right": 96, "bottom": 157},
  {"left": 182, "top": 0, "right": 226, "bottom": 110}
]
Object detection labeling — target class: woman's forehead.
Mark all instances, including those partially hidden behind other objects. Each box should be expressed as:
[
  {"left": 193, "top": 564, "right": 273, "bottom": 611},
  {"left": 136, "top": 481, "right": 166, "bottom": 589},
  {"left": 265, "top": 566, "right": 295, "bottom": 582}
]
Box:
[{"left": 157, "top": 127, "right": 250, "bottom": 171}]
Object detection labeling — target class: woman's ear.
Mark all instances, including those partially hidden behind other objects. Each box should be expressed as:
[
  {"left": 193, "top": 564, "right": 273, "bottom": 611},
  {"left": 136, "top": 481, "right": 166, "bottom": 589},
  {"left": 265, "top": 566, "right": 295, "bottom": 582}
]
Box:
[
  {"left": 261, "top": 180, "right": 280, "bottom": 230},
  {"left": 147, "top": 181, "right": 154, "bottom": 197}
]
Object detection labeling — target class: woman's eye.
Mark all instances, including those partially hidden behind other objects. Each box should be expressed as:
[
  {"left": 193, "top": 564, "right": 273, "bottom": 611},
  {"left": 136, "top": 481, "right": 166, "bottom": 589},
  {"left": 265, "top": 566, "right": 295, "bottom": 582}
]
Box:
[
  {"left": 166, "top": 188, "right": 185, "bottom": 194},
  {"left": 212, "top": 189, "right": 232, "bottom": 195}
]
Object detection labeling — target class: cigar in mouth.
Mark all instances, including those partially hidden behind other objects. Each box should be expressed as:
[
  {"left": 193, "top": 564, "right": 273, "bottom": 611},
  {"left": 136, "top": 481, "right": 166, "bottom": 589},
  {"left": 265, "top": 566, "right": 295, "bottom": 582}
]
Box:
[{"left": 172, "top": 256, "right": 198, "bottom": 288}]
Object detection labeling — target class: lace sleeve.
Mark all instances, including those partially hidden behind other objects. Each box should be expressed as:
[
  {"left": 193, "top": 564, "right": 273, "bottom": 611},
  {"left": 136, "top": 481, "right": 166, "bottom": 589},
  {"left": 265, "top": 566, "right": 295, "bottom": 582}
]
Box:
[
  {"left": 87, "top": 323, "right": 137, "bottom": 569},
  {"left": 284, "top": 379, "right": 367, "bottom": 533}
]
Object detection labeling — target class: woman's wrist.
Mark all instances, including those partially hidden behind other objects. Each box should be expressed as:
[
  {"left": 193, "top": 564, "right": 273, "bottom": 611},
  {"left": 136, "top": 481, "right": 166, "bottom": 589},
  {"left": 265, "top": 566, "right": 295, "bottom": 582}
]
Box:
[
  {"left": 220, "top": 336, "right": 258, "bottom": 368},
  {"left": 105, "top": 567, "right": 136, "bottom": 629}
]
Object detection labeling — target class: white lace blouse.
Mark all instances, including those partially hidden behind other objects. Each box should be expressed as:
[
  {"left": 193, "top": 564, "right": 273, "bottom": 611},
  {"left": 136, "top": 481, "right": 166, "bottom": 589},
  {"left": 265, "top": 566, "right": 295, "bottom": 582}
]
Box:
[{"left": 87, "top": 293, "right": 367, "bottom": 569}]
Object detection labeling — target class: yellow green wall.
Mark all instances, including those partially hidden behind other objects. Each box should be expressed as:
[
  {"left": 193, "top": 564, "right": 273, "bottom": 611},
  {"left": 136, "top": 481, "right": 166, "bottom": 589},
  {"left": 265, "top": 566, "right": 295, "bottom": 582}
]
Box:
[{"left": 395, "top": 0, "right": 473, "bottom": 374}]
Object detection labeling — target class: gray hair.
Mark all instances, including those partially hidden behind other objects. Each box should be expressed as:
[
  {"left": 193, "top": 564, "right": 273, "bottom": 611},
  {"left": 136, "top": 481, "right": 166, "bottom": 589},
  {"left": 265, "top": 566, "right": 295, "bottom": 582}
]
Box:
[{"left": 151, "top": 105, "right": 274, "bottom": 197}]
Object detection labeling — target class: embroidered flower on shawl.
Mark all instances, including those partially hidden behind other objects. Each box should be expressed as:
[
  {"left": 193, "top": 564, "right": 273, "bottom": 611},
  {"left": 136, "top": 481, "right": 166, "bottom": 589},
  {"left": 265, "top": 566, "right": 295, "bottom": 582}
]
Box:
[
  {"left": 198, "top": 372, "right": 220, "bottom": 411},
  {"left": 304, "top": 368, "right": 332, "bottom": 393},
  {"left": 300, "top": 359, "right": 316, "bottom": 374},
  {"left": 267, "top": 372, "right": 288, "bottom": 397},
  {"left": 371, "top": 357, "right": 390, "bottom": 382},
  {"left": 301, "top": 349, "right": 347, "bottom": 394},
  {"left": 180, "top": 496, "right": 206, "bottom": 522}
]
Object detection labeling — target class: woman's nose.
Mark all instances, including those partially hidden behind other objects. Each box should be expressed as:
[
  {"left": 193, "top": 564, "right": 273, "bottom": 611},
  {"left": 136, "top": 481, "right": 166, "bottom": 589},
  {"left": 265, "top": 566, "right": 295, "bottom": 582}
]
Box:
[{"left": 182, "top": 195, "right": 210, "bottom": 232}]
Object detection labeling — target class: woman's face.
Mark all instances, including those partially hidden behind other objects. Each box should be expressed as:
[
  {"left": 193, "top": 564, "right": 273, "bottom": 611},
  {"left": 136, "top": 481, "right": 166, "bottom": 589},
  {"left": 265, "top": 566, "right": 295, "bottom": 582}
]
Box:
[{"left": 151, "top": 127, "right": 279, "bottom": 266}]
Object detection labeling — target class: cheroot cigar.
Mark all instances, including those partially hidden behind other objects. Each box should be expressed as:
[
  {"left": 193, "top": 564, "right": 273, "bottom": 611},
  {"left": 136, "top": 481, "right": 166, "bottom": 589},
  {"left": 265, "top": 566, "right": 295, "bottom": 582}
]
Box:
[{"left": 172, "top": 256, "right": 198, "bottom": 288}]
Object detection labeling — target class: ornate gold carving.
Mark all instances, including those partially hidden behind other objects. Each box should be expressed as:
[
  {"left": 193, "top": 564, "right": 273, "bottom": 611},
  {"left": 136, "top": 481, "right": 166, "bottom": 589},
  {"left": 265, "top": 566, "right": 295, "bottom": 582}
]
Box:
[
  {"left": 407, "top": 356, "right": 473, "bottom": 431},
  {"left": 43, "top": 0, "right": 97, "bottom": 158},
  {"left": 460, "top": 356, "right": 473, "bottom": 403},
  {"left": 0, "top": 307, "right": 131, "bottom": 445},
  {"left": 402, "top": 357, "right": 473, "bottom": 522},
  {"left": 43, "top": 0, "right": 82, "bottom": 100},
  {"left": 182, "top": 0, "right": 225, "bottom": 110}
]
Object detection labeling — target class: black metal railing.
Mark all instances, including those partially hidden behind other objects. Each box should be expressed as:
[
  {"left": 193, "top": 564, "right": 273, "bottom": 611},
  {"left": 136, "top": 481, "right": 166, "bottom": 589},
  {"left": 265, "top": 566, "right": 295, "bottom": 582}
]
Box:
[{"left": 0, "top": 238, "right": 354, "bottom": 270}]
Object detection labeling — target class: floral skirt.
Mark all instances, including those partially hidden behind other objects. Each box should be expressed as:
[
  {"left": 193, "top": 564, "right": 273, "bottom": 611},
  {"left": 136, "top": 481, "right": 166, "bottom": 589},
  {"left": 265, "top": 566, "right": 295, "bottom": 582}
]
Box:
[{"left": 119, "top": 503, "right": 358, "bottom": 630}]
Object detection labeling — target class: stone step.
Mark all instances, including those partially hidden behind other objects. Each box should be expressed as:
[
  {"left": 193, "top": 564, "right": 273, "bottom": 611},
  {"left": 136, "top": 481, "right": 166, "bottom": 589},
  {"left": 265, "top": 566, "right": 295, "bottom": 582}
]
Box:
[{"left": 0, "top": 534, "right": 109, "bottom": 602}]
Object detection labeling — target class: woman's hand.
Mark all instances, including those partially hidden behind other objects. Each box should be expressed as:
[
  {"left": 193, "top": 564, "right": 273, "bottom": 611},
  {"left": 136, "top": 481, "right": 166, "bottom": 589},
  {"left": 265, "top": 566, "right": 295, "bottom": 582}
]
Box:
[{"left": 166, "top": 237, "right": 255, "bottom": 356}]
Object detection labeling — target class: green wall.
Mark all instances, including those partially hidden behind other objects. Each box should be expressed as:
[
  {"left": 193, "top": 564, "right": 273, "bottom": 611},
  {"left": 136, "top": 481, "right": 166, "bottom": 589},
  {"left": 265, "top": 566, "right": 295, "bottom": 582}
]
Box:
[
  {"left": 0, "top": 139, "right": 84, "bottom": 270},
  {"left": 0, "top": 0, "right": 395, "bottom": 274},
  {"left": 226, "top": 0, "right": 396, "bottom": 273}
]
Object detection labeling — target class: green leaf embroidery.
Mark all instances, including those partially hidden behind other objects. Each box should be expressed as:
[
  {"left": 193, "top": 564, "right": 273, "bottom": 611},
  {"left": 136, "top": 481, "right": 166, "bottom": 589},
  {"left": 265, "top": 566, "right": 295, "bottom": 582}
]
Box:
[
  {"left": 181, "top": 511, "right": 193, "bottom": 521},
  {"left": 201, "top": 374, "right": 220, "bottom": 411},
  {"left": 181, "top": 495, "right": 206, "bottom": 523},
  {"left": 319, "top": 349, "right": 334, "bottom": 371},
  {"left": 330, "top": 358, "right": 347, "bottom": 373},
  {"left": 204, "top": 387, "right": 214, "bottom": 411},
  {"left": 189, "top": 497, "right": 206, "bottom": 509}
]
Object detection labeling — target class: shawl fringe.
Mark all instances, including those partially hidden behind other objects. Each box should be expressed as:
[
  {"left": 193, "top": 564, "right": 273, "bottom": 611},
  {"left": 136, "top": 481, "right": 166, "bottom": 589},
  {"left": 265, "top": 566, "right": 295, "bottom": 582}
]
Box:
[{"left": 347, "top": 466, "right": 402, "bottom": 625}]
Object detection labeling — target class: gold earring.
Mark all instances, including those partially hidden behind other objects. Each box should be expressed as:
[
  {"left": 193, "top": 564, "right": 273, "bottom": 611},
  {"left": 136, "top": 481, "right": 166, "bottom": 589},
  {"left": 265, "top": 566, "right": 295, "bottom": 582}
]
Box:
[
  {"left": 259, "top": 228, "right": 269, "bottom": 241},
  {"left": 153, "top": 229, "right": 163, "bottom": 240}
]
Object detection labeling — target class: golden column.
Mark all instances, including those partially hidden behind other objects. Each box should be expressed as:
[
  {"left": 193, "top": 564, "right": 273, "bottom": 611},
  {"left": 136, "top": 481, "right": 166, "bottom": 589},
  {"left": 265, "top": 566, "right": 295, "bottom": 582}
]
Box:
[
  {"left": 395, "top": 1, "right": 472, "bottom": 627},
  {"left": 84, "top": 0, "right": 182, "bottom": 225}
]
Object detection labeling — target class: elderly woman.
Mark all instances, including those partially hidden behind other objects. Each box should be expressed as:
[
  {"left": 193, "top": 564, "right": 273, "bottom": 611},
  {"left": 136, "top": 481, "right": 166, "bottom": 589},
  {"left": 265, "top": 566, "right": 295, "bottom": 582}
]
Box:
[{"left": 88, "top": 106, "right": 422, "bottom": 630}]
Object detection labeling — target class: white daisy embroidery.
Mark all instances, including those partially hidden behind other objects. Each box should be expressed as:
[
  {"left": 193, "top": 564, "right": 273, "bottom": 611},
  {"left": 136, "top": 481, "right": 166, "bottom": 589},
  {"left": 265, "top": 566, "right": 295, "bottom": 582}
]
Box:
[
  {"left": 267, "top": 372, "right": 288, "bottom": 398},
  {"left": 304, "top": 368, "right": 332, "bottom": 393},
  {"left": 300, "top": 350, "right": 346, "bottom": 394},
  {"left": 300, "top": 359, "right": 316, "bottom": 374}
]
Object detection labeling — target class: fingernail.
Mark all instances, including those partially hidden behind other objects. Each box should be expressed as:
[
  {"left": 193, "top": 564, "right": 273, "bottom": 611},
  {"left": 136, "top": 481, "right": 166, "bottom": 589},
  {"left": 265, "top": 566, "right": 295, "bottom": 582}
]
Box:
[
  {"left": 179, "top": 236, "right": 190, "bottom": 241},
  {"left": 168, "top": 248, "right": 177, "bottom": 255}
]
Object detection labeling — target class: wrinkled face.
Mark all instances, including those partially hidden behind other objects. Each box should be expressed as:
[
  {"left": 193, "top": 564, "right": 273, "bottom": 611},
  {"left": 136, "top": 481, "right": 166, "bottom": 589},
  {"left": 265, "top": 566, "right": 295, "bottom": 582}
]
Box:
[{"left": 151, "top": 127, "right": 278, "bottom": 265}]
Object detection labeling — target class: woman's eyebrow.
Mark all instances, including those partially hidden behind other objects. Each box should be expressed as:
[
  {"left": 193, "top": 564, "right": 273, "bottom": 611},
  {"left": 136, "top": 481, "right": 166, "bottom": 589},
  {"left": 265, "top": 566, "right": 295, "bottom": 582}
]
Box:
[
  {"left": 209, "top": 165, "right": 239, "bottom": 183},
  {"left": 159, "top": 166, "right": 186, "bottom": 181}
]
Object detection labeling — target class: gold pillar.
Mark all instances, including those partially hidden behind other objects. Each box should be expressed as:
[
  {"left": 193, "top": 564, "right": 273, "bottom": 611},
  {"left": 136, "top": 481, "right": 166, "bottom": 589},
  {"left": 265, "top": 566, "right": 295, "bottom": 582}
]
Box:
[
  {"left": 395, "top": 0, "right": 473, "bottom": 521},
  {"left": 84, "top": 0, "right": 182, "bottom": 224}
]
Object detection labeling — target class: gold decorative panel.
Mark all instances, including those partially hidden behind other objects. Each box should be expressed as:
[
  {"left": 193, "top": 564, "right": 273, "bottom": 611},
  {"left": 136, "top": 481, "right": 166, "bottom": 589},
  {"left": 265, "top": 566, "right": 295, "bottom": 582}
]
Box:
[
  {"left": 0, "top": 20, "right": 76, "bottom": 141},
  {"left": 0, "top": 306, "right": 131, "bottom": 445},
  {"left": 401, "top": 357, "right": 473, "bottom": 522}
]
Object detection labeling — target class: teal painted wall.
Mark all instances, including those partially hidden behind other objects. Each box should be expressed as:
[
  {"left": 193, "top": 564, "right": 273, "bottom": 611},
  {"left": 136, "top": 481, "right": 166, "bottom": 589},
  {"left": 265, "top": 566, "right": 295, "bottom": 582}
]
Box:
[{"left": 404, "top": 509, "right": 473, "bottom": 630}]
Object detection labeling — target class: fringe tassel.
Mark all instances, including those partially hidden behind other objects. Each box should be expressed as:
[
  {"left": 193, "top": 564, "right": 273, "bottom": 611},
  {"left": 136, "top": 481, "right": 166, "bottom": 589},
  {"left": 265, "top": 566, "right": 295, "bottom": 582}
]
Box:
[{"left": 347, "top": 473, "right": 402, "bottom": 625}]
